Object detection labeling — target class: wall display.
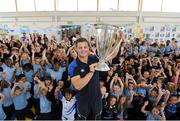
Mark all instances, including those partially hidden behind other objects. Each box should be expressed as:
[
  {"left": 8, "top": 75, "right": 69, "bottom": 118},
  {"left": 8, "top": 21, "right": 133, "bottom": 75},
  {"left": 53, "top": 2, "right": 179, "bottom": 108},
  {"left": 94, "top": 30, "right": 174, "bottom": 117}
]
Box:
[
  {"left": 1, "top": 23, "right": 180, "bottom": 42},
  {"left": 0, "top": 24, "right": 59, "bottom": 40},
  {"left": 141, "top": 25, "right": 180, "bottom": 42}
]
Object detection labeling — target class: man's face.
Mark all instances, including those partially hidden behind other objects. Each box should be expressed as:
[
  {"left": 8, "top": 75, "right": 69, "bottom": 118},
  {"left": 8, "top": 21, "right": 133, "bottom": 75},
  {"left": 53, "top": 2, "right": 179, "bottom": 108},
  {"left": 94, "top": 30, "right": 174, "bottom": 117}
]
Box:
[{"left": 76, "top": 42, "right": 89, "bottom": 58}]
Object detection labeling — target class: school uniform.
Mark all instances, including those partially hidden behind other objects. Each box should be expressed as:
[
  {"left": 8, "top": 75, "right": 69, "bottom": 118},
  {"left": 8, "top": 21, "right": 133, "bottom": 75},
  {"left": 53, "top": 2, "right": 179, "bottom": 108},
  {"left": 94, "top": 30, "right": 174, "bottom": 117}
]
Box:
[
  {"left": 37, "top": 95, "right": 52, "bottom": 120},
  {"left": 146, "top": 111, "right": 161, "bottom": 121},
  {"left": 2, "top": 87, "right": 14, "bottom": 120},
  {"left": 0, "top": 100, "right": 6, "bottom": 120},
  {"left": 13, "top": 92, "right": 35, "bottom": 120},
  {"left": 58, "top": 91, "right": 76, "bottom": 120},
  {"left": 13, "top": 92, "right": 28, "bottom": 120}
]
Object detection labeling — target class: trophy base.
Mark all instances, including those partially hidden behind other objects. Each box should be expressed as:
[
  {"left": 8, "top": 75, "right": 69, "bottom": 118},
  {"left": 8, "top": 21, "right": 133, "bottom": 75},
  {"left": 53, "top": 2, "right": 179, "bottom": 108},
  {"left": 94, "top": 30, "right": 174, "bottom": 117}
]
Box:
[{"left": 95, "top": 62, "right": 110, "bottom": 71}]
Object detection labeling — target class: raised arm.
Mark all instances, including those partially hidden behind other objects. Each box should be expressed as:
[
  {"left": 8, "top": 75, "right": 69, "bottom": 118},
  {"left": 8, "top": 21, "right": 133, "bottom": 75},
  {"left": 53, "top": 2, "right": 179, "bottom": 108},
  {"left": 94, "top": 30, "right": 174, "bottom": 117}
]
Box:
[
  {"left": 34, "top": 76, "right": 48, "bottom": 93},
  {"left": 117, "top": 77, "right": 124, "bottom": 94},
  {"left": 160, "top": 104, "right": 166, "bottom": 121},
  {"left": 147, "top": 57, "right": 152, "bottom": 67},
  {"left": 42, "top": 49, "right": 49, "bottom": 65},
  {"left": 20, "top": 81, "right": 27, "bottom": 94},
  {"left": 11, "top": 83, "right": 19, "bottom": 97},
  {"left": 141, "top": 101, "right": 149, "bottom": 114},
  {"left": 31, "top": 47, "right": 35, "bottom": 64},
  {"left": 57, "top": 90, "right": 64, "bottom": 100},
  {"left": 110, "top": 76, "right": 116, "bottom": 91},
  {"left": 129, "top": 74, "right": 137, "bottom": 86},
  {"left": 167, "top": 65, "right": 173, "bottom": 77},
  {"left": 19, "top": 42, "right": 24, "bottom": 54},
  {"left": 125, "top": 73, "right": 129, "bottom": 87},
  {"left": 154, "top": 88, "right": 165, "bottom": 106},
  {"left": 138, "top": 61, "right": 143, "bottom": 79},
  {"left": 175, "top": 70, "right": 180, "bottom": 84},
  {"left": 128, "top": 91, "right": 135, "bottom": 104}
]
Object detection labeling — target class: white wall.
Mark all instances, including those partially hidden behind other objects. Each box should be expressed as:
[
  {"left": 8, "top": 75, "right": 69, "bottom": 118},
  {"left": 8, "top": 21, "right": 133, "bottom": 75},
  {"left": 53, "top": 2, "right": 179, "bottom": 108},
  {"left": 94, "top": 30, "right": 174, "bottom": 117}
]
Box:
[{"left": 1, "top": 11, "right": 180, "bottom": 40}]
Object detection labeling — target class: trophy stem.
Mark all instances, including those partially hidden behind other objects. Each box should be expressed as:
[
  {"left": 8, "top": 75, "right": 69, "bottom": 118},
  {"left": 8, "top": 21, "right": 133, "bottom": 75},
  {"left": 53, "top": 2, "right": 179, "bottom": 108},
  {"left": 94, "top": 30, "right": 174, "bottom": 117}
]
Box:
[{"left": 95, "top": 61, "right": 110, "bottom": 71}]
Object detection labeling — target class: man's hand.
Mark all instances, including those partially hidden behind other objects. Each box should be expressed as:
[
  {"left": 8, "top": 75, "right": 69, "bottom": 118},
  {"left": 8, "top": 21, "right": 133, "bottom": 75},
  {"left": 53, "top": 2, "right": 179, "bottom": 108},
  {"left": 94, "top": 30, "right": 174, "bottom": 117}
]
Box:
[{"left": 89, "top": 63, "right": 97, "bottom": 73}]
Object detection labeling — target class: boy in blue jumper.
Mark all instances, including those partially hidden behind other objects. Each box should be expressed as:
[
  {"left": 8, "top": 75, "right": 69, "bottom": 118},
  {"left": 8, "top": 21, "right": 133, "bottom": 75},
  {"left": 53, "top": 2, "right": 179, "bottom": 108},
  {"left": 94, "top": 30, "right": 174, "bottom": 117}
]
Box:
[{"left": 11, "top": 81, "right": 35, "bottom": 120}]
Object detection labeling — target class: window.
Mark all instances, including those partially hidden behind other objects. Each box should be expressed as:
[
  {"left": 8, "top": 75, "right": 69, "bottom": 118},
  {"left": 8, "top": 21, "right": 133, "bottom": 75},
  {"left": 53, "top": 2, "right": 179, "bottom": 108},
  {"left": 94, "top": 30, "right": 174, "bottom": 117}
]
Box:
[
  {"left": 56, "top": 0, "right": 77, "bottom": 11},
  {"left": 142, "top": 0, "right": 162, "bottom": 11},
  {"left": 35, "top": 0, "right": 54, "bottom": 11},
  {"left": 0, "top": 0, "right": 16, "bottom": 12},
  {"left": 99, "top": 0, "right": 118, "bottom": 11},
  {"left": 119, "top": 0, "right": 138, "bottom": 11},
  {"left": 162, "top": 0, "right": 180, "bottom": 12},
  {"left": 78, "top": 0, "right": 97, "bottom": 11},
  {"left": 17, "top": 0, "right": 35, "bottom": 11}
]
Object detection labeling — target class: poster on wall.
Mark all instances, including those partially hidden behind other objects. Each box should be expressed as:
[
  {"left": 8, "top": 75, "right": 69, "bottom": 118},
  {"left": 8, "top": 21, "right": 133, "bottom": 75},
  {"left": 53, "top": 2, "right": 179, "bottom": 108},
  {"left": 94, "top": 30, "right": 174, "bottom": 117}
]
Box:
[{"left": 141, "top": 24, "right": 180, "bottom": 42}]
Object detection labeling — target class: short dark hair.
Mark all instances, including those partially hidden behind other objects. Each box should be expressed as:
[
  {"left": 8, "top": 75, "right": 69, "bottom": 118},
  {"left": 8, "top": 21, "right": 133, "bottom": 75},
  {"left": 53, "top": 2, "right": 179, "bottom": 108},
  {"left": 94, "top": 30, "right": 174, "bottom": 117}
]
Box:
[
  {"left": 44, "top": 75, "right": 52, "bottom": 81},
  {"left": 169, "top": 94, "right": 178, "bottom": 100},
  {"left": 64, "top": 88, "right": 73, "bottom": 95},
  {"left": 15, "top": 86, "right": 21, "bottom": 91},
  {"left": 75, "top": 38, "right": 90, "bottom": 47},
  {"left": 18, "top": 74, "right": 26, "bottom": 79}
]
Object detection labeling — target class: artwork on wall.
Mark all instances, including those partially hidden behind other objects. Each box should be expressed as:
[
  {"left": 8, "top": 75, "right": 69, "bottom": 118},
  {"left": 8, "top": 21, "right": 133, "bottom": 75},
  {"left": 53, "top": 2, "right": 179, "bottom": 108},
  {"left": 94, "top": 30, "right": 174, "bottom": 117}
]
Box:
[{"left": 141, "top": 25, "right": 180, "bottom": 41}]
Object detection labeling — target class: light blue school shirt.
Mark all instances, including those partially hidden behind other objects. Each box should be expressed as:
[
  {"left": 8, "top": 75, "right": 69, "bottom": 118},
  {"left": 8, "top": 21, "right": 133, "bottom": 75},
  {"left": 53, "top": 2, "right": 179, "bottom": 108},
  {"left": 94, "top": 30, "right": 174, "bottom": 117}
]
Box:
[
  {"left": 0, "top": 100, "right": 6, "bottom": 120},
  {"left": 2, "top": 87, "right": 13, "bottom": 107},
  {"left": 40, "top": 95, "right": 52, "bottom": 113},
  {"left": 13, "top": 92, "right": 27, "bottom": 110}
]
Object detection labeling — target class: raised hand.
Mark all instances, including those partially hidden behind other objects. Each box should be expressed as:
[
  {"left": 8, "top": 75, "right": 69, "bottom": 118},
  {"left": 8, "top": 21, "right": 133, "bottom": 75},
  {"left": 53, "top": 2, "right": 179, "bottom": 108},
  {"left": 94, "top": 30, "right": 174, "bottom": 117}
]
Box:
[{"left": 144, "top": 101, "right": 149, "bottom": 106}]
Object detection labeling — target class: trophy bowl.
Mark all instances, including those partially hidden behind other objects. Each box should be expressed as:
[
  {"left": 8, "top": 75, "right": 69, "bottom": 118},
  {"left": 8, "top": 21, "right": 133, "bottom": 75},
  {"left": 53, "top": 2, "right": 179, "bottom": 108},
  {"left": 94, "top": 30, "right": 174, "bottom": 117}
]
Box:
[{"left": 90, "top": 24, "right": 122, "bottom": 71}]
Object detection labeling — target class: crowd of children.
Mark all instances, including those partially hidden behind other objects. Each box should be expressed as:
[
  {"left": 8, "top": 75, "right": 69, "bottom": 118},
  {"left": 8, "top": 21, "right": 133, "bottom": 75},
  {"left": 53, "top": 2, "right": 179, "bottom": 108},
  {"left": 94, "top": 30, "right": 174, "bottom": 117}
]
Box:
[{"left": 0, "top": 32, "right": 179, "bottom": 120}]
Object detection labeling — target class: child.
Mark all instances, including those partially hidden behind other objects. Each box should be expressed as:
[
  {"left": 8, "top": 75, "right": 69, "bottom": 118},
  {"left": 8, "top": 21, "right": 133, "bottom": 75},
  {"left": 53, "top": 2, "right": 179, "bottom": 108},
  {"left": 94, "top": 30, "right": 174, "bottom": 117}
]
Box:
[
  {"left": 23, "top": 63, "right": 34, "bottom": 83},
  {"left": 136, "top": 78, "right": 148, "bottom": 98},
  {"left": 165, "top": 95, "right": 178, "bottom": 120},
  {"left": 0, "top": 78, "right": 14, "bottom": 120},
  {"left": 141, "top": 101, "right": 166, "bottom": 121},
  {"left": 102, "top": 96, "right": 118, "bottom": 120},
  {"left": 124, "top": 73, "right": 137, "bottom": 98},
  {"left": 33, "top": 78, "right": 40, "bottom": 116},
  {"left": 56, "top": 88, "right": 76, "bottom": 120},
  {"left": 116, "top": 95, "right": 129, "bottom": 120},
  {"left": 34, "top": 76, "right": 52, "bottom": 120},
  {"left": 110, "top": 75, "right": 124, "bottom": 98},
  {"left": 0, "top": 93, "right": 6, "bottom": 120},
  {"left": 13, "top": 61, "right": 23, "bottom": 77},
  {"left": 101, "top": 86, "right": 109, "bottom": 106},
  {"left": 11, "top": 81, "right": 35, "bottom": 120},
  {"left": 18, "top": 74, "right": 33, "bottom": 109},
  {"left": 31, "top": 48, "right": 43, "bottom": 74}
]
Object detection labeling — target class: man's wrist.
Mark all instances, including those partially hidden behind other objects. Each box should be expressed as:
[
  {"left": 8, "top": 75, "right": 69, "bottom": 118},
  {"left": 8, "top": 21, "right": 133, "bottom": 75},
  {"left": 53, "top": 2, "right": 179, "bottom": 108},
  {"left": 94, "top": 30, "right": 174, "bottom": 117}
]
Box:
[{"left": 89, "top": 70, "right": 95, "bottom": 73}]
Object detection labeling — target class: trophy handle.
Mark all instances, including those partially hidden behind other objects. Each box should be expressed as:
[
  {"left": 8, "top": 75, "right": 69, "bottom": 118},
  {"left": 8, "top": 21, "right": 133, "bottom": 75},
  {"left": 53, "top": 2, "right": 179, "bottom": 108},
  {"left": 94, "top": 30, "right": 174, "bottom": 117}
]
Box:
[
  {"left": 104, "top": 32, "right": 116, "bottom": 58},
  {"left": 106, "top": 39, "right": 122, "bottom": 61}
]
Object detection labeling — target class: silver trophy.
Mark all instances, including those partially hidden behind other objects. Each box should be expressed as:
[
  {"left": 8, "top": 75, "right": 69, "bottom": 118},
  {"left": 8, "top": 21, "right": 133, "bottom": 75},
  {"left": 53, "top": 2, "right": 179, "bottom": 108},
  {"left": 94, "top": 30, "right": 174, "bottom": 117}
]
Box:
[{"left": 89, "top": 24, "right": 122, "bottom": 71}]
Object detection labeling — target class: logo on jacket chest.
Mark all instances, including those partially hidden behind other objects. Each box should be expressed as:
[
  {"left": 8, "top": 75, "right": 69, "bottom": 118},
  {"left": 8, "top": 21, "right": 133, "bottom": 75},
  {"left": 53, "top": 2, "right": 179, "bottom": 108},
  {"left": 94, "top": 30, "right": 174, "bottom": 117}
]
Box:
[{"left": 80, "top": 69, "right": 85, "bottom": 73}]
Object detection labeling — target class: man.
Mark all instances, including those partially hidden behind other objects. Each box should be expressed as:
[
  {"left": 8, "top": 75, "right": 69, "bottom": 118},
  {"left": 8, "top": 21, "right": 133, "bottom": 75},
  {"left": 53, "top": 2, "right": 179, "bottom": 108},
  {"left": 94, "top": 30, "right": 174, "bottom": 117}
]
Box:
[{"left": 68, "top": 38, "right": 102, "bottom": 120}]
